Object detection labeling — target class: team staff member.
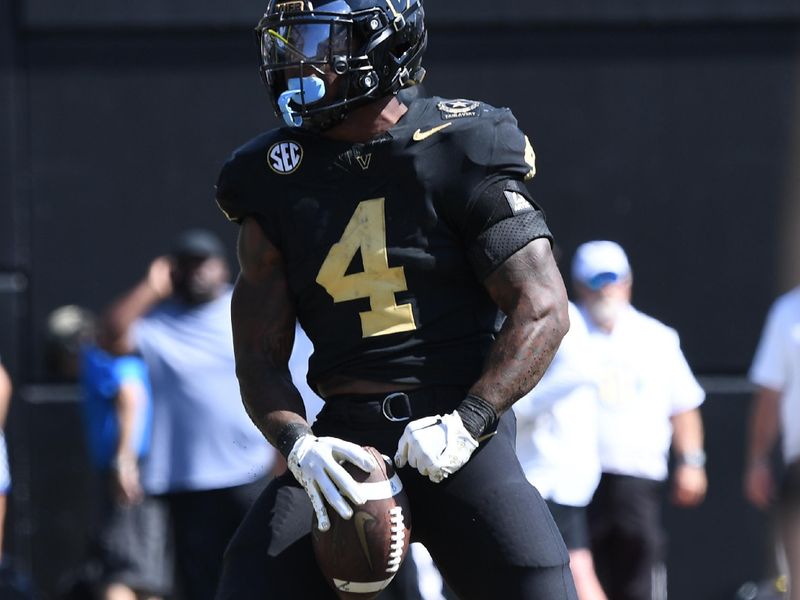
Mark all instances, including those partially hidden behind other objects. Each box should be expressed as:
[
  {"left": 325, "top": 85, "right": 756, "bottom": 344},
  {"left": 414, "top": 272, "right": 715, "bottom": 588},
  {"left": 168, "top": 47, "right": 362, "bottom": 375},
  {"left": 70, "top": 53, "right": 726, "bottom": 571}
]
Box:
[
  {"left": 515, "top": 302, "right": 607, "bottom": 600},
  {"left": 573, "top": 241, "right": 707, "bottom": 600},
  {"left": 213, "top": 0, "right": 575, "bottom": 598},
  {"left": 746, "top": 286, "right": 800, "bottom": 600}
]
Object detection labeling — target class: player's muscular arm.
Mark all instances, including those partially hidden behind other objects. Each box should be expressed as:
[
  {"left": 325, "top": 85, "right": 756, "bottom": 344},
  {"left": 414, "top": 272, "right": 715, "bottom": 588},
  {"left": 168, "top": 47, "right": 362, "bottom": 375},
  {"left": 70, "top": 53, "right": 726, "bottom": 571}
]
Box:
[
  {"left": 395, "top": 237, "right": 568, "bottom": 483},
  {"left": 471, "top": 237, "right": 569, "bottom": 415},
  {"left": 232, "top": 217, "right": 308, "bottom": 447},
  {"left": 234, "top": 218, "right": 377, "bottom": 530}
]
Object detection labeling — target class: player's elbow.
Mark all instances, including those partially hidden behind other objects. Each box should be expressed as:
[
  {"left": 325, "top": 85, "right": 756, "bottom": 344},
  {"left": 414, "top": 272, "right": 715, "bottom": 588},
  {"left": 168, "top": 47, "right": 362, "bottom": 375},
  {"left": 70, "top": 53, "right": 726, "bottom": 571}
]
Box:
[
  {"left": 531, "top": 279, "right": 569, "bottom": 345},
  {"left": 552, "top": 296, "right": 570, "bottom": 344}
]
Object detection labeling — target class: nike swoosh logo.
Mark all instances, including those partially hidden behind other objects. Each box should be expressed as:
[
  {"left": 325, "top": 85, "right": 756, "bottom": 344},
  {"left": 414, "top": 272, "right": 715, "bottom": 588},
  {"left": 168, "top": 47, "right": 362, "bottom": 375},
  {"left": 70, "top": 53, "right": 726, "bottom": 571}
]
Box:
[
  {"left": 412, "top": 122, "right": 452, "bottom": 141},
  {"left": 354, "top": 511, "right": 376, "bottom": 570}
]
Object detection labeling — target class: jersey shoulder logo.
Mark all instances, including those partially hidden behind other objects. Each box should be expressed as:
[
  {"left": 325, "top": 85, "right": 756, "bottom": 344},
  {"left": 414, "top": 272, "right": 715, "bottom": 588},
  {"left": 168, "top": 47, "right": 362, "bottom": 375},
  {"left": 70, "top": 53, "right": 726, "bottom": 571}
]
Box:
[
  {"left": 504, "top": 190, "right": 533, "bottom": 214},
  {"left": 412, "top": 122, "right": 452, "bottom": 142},
  {"left": 267, "top": 140, "right": 303, "bottom": 174},
  {"left": 437, "top": 99, "right": 481, "bottom": 119}
]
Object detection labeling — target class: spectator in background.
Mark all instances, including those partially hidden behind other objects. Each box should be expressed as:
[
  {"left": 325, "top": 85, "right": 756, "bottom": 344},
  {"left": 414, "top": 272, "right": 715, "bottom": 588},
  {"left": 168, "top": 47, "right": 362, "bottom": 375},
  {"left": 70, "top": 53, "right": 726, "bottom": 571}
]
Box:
[
  {"left": 101, "top": 229, "right": 274, "bottom": 600},
  {"left": 573, "top": 241, "right": 707, "bottom": 600},
  {"left": 745, "top": 286, "right": 800, "bottom": 600},
  {"left": 0, "top": 360, "right": 11, "bottom": 561},
  {"left": 45, "top": 305, "right": 171, "bottom": 600},
  {"left": 0, "top": 360, "right": 35, "bottom": 600},
  {"left": 515, "top": 301, "right": 607, "bottom": 600}
]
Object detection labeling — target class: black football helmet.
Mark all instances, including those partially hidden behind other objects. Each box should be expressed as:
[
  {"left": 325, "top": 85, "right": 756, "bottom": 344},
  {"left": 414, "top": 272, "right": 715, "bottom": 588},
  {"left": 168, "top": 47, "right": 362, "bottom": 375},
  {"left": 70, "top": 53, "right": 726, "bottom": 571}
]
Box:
[{"left": 255, "top": 0, "right": 426, "bottom": 130}]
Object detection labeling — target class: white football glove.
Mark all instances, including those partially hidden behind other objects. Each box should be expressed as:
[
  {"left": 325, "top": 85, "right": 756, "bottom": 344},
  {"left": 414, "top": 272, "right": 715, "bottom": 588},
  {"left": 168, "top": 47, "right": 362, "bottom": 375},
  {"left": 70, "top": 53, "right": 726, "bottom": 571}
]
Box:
[
  {"left": 287, "top": 435, "right": 377, "bottom": 531},
  {"left": 394, "top": 412, "right": 479, "bottom": 483}
]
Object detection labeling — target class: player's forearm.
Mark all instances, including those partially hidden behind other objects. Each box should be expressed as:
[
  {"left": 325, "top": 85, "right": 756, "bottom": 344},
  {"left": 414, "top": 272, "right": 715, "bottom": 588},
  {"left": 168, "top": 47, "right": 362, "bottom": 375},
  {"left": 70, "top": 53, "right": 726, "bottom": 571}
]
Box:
[
  {"left": 235, "top": 357, "right": 311, "bottom": 451},
  {"left": 746, "top": 387, "right": 781, "bottom": 465},
  {"left": 470, "top": 238, "right": 569, "bottom": 417},
  {"left": 231, "top": 251, "right": 310, "bottom": 454},
  {"left": 470, "top": 299, "right": 568, "bottom": 412}
]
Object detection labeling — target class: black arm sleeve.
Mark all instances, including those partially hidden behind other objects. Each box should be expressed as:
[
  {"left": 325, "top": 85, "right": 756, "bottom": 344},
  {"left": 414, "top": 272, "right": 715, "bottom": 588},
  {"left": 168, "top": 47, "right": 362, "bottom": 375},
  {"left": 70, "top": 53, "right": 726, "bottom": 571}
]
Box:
[{"left": 463, "top": 178, "right": 552, "bottom": 280}]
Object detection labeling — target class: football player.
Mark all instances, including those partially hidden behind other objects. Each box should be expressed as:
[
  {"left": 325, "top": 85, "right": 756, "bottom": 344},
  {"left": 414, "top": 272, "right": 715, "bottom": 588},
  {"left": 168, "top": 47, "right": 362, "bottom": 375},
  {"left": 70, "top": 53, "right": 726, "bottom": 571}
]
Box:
[{"left": 215, "top": 0, "right": 576, "bottom": 598}]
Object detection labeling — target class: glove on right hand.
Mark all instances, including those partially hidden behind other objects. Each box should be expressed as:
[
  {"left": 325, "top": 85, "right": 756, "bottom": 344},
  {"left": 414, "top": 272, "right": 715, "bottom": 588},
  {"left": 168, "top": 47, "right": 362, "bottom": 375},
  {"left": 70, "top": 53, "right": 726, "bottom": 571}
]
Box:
[{"left": 287, "top": 434, "right": 377, "bottom": 531}]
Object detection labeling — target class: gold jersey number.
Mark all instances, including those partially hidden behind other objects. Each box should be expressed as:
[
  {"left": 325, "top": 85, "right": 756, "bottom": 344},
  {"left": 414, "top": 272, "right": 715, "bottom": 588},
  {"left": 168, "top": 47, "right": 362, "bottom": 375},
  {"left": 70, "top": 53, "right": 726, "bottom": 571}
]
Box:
[{"left": 316, "top": 198, "right": 417, "bottom": 338}]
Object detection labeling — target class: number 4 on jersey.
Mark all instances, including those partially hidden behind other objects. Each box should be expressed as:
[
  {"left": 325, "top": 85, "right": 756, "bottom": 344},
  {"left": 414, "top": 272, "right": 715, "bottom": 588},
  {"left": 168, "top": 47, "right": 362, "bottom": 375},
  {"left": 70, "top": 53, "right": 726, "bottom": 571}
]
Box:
[{"left": 316, "top": 198, "right": 417, "bottom": 338}]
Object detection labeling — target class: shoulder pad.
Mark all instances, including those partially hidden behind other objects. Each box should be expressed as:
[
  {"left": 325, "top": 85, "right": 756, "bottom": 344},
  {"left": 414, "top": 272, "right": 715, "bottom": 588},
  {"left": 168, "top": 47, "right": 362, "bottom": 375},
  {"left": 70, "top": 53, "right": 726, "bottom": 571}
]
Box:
[
  {"left": 215, "top": 128, "right": 300, "bottom": 223},
  {"left": 431, "top": 99, "right": 537, "bottom": 185}
]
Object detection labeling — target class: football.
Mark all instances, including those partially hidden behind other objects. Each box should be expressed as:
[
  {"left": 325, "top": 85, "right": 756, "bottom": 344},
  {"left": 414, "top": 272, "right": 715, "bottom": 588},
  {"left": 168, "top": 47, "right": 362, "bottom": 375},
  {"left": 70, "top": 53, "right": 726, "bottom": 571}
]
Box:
[{"left": 311, "top": 446, "right": 412, "bottom": 600}]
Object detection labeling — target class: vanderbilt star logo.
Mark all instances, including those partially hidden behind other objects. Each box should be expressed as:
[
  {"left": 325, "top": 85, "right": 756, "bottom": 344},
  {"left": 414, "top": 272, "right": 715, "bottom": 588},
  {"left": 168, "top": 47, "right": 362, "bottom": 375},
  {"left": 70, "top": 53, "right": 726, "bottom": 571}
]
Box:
[
  {"left": 412, "top": 122, "right": 452, "bottom": 141},
  {"left": 354, "top": 511, "right": 376, "bottom": 570}
]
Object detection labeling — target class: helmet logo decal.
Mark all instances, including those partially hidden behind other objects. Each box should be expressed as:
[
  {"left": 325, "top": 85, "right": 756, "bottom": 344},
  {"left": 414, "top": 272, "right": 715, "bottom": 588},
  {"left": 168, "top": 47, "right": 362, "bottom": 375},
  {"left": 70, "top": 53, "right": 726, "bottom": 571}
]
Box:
[
  {"left": 275, "top": 1, "right": 312, "bottom": 12},
  {"left": 268, "top": 141, "right": 304, "bottom": 174}
]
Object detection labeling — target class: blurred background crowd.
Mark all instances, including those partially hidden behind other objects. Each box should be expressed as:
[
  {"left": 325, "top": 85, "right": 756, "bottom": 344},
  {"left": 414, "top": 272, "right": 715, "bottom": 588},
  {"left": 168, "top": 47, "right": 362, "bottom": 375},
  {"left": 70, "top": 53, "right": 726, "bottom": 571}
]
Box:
[{"left": 0, "top": 0, "right": 799, "bottom": 599}]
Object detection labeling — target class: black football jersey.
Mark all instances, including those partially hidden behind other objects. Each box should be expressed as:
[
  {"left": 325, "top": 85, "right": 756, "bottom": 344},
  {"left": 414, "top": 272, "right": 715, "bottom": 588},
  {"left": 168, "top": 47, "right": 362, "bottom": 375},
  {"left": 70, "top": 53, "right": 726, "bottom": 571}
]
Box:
[{"left": 216, "top": 96, "right": 549, "bottom": 393}]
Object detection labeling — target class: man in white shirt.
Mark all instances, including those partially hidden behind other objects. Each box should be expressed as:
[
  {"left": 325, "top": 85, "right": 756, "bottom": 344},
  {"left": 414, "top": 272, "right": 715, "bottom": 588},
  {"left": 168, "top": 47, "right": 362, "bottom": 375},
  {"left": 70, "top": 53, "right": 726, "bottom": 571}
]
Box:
[
  {"left": 516, "top": 302, "right": 607, "bottom": 600},
  {"left": 746, "top": 287, "right": 800, "bottom": 600},
  {"left": 573, "top": 241, "right": 707, "bottom": 600}
]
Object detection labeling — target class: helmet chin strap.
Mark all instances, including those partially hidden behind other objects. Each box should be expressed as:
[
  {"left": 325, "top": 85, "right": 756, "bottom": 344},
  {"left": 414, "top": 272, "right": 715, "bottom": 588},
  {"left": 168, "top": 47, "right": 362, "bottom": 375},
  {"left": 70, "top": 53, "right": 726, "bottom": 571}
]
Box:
[{"left": 277, "top": 76, "right": 326, "bottom": 127}]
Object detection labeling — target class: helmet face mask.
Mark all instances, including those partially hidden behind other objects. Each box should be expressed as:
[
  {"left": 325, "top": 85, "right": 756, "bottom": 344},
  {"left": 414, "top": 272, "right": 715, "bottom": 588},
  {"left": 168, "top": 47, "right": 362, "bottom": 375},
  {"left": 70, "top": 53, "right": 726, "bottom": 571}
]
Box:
[{"left": 256, "top": 0, "right": 426, "bottom": 130}]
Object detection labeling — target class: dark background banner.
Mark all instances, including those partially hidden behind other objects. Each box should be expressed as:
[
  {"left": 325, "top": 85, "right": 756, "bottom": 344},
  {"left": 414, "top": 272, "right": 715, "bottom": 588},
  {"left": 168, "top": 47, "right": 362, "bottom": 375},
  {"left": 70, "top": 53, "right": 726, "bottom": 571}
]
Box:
[
  {"left": 18, "top": 0, "right": 800, "bottom": 28},
  {"left": 11, "top": 24, "right": 798, "bottom": 377}
]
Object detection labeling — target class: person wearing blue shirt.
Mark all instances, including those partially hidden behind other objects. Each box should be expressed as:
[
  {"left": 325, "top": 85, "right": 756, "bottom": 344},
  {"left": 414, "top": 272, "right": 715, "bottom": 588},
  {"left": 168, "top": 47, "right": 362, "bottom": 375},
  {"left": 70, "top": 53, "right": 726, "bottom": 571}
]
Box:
[
  {"left": 81, "top": 347, "right": 152, "bottom": 476},
  {"left": 81, "top": 345, "right": 172, "bottom": 600},
  {"left": 45, "top": 304, "right": 171, "bottom": 600},
  {"left": 101, "top": 230, "right": 273, "bottom": 600}
]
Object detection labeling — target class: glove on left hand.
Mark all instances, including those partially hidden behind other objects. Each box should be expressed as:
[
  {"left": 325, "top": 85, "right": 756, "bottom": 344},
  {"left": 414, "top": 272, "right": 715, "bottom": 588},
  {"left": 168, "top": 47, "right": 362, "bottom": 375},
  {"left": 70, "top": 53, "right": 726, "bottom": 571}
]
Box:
[{"left": 394, "top": 411, "right": 479, "bottom": 483}]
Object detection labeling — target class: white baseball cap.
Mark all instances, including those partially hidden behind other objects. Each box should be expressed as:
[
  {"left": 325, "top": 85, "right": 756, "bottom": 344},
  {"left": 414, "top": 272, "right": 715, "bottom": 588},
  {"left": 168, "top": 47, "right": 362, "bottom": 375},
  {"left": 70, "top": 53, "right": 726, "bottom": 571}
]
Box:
[{"left": 571, "top": 240, "right": 631, "bottom": 290}]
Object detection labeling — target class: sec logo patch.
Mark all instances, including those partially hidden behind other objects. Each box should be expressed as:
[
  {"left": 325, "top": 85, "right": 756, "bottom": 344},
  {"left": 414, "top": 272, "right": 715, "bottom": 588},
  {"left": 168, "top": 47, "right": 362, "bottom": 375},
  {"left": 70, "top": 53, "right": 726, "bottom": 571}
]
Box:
[{"left": 268, "top": 141, "right": 303, "bottom": 174}]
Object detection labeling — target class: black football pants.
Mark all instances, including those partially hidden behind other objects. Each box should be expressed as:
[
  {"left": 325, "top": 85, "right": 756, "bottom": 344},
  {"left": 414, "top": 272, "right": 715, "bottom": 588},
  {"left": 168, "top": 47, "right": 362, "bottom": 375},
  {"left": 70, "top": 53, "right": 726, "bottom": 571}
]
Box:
[
  {"left": 588, "top": 473, "right": 666, "bottom": 600},
  {"left": 215, "top": 387, "right": 577, "bottom": 600}
]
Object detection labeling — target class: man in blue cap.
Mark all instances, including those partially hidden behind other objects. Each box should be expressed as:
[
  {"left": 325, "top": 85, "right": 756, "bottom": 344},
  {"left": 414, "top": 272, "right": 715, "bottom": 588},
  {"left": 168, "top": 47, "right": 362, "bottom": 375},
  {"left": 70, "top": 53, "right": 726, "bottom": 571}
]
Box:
[{"left": 572, "top": 241, "right": 707, "bottom": 600}]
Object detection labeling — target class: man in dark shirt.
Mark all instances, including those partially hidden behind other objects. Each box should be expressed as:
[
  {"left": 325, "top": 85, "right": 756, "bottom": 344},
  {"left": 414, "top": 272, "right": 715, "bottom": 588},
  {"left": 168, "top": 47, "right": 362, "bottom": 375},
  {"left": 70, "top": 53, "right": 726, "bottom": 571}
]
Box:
[{"left": 214, "top": 1, "right": 574, "bottom": 598}]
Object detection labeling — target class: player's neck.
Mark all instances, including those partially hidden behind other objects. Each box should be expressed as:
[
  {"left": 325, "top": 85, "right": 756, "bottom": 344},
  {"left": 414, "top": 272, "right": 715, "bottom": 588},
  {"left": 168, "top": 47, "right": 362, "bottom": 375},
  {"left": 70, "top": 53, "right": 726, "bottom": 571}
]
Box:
[{"left": 323, "top": 96, "right": 407, "bottom": 143}]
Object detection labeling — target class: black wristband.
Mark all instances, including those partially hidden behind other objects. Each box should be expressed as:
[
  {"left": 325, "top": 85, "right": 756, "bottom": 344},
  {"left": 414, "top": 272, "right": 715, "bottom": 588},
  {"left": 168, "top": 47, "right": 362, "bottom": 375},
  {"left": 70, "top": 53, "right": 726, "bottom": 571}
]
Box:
[
  {"left": 276, "top": 422, "right": 313, "bottom": 459},
  {"left": 455, "top": 394, "right": 499, "bottom": 440}
]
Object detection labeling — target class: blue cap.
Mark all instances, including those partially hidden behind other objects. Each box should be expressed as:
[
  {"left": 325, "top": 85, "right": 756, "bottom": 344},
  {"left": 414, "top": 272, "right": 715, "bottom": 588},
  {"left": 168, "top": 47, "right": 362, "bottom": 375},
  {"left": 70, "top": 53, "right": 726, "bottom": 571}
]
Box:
[{"left": 572, "top": 241, "right": 631, "bottom": 290}]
